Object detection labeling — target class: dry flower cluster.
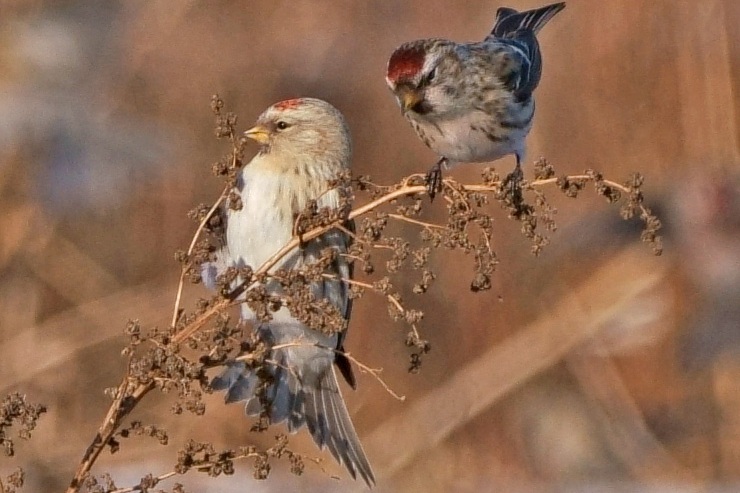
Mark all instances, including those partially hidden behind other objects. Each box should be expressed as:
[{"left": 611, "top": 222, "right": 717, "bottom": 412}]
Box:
[
  {"left": 6, "top": 96, "right": 662, "bottom": 493},
  {"left": 0, "top": 393, "right": 45, "bottom": 493}
]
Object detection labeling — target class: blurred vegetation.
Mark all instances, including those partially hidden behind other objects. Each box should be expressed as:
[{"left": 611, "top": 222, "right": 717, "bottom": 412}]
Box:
[{"left": 0, "top": 1, "right": 738, "bottom": 491}]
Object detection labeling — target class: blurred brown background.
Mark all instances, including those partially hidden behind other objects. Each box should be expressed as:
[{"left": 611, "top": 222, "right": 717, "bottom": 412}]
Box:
[{"left": 1, "top": 0, "right": 739, "bottom": 491}]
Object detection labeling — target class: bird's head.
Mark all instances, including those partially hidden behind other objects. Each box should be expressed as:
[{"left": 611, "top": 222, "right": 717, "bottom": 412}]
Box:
[
  {"left": 244, "top": 97, "right": 351, "bottom": 172},
  {"left": 385, "top": 40, "right": 459, "bottom": 118}
]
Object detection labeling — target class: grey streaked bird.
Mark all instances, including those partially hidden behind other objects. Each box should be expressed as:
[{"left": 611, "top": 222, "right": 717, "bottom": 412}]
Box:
[{"left": 386, "top": 2, "right": 566, "bottom": 196}]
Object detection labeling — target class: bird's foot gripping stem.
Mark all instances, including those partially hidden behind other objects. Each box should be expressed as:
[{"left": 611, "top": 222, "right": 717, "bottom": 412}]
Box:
[
  {"left": 502, "top": 161, "right": 527, "bottom": 217},
  {"left": 425, "top": 157, "right": 447, "bottom": 200}
]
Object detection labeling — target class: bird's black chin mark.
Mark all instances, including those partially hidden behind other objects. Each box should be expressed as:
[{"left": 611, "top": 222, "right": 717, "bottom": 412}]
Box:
[
  {"left": 411, "top": 100, "right": 433, "bottom": 115},
  {"left": 257, "top": 145, "right": 271, "bottom": 156}
]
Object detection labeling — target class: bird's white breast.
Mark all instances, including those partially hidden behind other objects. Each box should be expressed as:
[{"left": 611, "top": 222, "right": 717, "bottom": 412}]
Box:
[
  {"left": 225, "top": 161, "right": 342, "bottom": 332},
  {"left": 226, "top": 167, "right": 294, "bottom": 271},
  {"left": 414, "top": 109, "right": 530, "bottom": 164}
]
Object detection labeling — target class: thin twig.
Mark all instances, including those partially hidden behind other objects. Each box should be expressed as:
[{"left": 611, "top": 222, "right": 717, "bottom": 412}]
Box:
[
  {"left": 269, "top": 341, "right": 405, "bottom": 402},
  {"left": 106, "top": 445, "right": 337, "bottom": 493},
  {"left": 333, "top": 275, "right": 423, "bottom": 352},
  {"left": 342, "top": 349, "right": 406, "bottom": 401},
  {"left": 334, "top": 218, "right": 397, "bottom": 251},
  {"left": 107, "top": 471, "right": 178, "bottom": 493},
  {"left": 170, "top": 185, "right": 230, "bottom": 327},
  {"left": 387, "top": 213, "right": 446, "bottom": 230}
]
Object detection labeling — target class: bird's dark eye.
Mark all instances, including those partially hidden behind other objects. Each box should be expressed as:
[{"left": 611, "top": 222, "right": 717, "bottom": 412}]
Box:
[
  {"left": 276, "top": 121, "right": 290, "bottom": 130},
  {"left": 424, "top": 67, "right": 437, "bottom": 84}
]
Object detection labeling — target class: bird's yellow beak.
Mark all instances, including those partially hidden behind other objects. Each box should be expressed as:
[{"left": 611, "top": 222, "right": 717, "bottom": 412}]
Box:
[
  {"left": 244, "top": 125, "right": 270, "bottom": 144},
  {"left": 399, "top": 89, "right": 422, "bottom": 114}
]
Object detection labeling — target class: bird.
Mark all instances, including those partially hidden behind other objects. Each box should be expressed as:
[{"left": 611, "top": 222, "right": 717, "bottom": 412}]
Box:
[
  {"left": 385, "top": 2, "right": 566, "bottom": 197},
  {"left": 203, "top": 97, "right": 375, "bottom": 487}
]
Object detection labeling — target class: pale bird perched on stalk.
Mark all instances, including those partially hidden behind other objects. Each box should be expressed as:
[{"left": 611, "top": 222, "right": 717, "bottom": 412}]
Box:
[
  {"left": 203, "top": 98, "right": 375, "bottom": 487},
  {"left": 385, "top": 2, "right": 566, "bottom": 197}
]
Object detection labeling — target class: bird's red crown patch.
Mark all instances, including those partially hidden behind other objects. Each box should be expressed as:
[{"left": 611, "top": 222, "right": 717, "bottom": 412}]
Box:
[
  {"left": 274, "top": 98, "right": 303, "bottom": 110},
  {"left": 387, "top": 45, "right": 425, "bottom": 83}
]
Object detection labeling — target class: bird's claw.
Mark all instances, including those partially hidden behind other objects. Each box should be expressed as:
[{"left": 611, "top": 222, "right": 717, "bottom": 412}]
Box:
[
  {"left": 502, "top": 163, "right": 526, "bottom": 217},
  {"left": 507, "top": 163, "right": 524, "bottom": 192},
  {"left": 425, "top": 158, "right": 446, "bottom": 201}
]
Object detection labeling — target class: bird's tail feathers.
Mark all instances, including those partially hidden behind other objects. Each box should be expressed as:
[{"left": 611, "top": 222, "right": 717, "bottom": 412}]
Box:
[
  {"left": 304, "top": 369, "right": 375, "bottom": 487},
  {"left": 211, "top": 359, "right": 375, "bottom": 487},
  {"left": 491, "top": 2, "right": 566, "bottom": 38}
]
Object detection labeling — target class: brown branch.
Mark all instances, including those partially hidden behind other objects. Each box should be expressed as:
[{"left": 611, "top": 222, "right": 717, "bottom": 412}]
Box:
[
  {"left": 66, "top": 170, "right": 657, "bottom": 492},
  {"left": 251, "top": 181, "right": 429, "bottom": 280},
  {"left": 67, "top": 380, "right": 153, "bottom": 493}
]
